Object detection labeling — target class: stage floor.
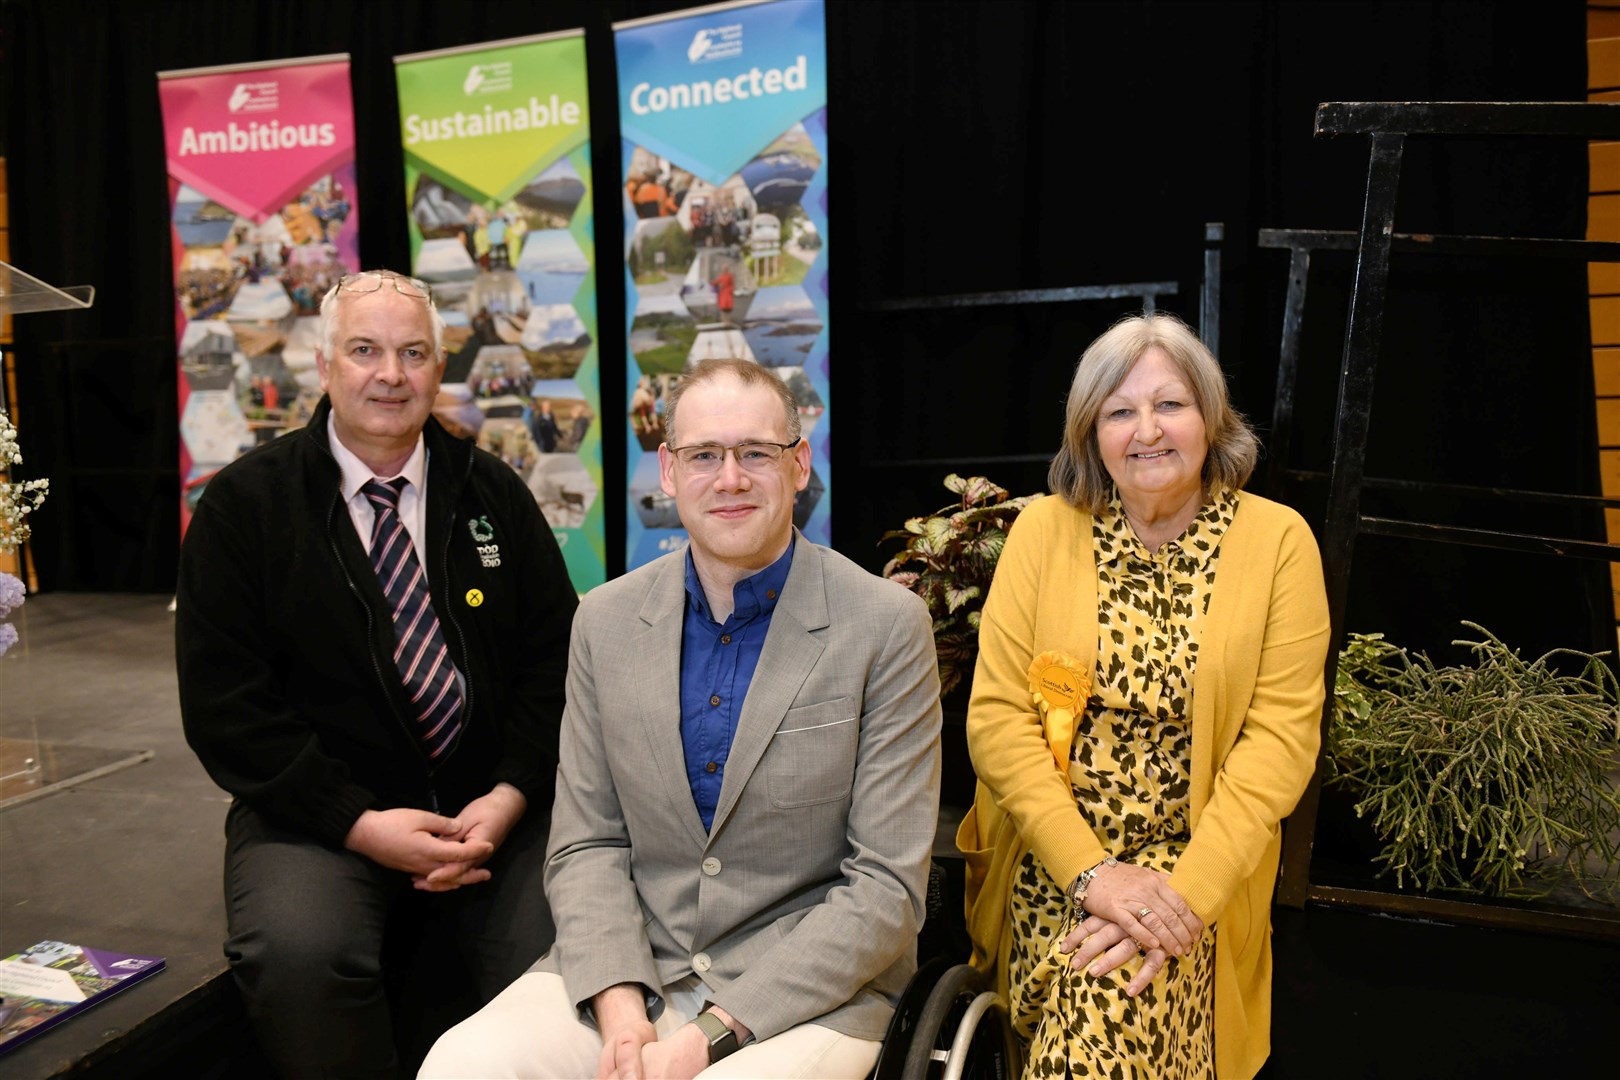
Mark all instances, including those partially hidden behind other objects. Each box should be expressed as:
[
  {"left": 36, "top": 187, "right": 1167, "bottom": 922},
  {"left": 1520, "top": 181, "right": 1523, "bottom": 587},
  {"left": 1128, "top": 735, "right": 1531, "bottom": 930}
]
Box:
[{"left": 0, "top": 593, "right": 233, "bottom": 1077}]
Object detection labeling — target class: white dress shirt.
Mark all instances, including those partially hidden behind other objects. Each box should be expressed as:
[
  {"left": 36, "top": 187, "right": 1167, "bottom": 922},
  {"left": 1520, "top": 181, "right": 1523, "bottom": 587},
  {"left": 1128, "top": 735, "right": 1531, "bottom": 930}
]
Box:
[{"left": 327, "top": 415, "right": 431, "bottom": 581}]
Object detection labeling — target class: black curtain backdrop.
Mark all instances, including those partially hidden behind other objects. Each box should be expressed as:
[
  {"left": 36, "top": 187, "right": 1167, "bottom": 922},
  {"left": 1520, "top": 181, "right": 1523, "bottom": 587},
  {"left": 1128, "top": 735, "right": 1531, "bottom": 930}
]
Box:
[{"left": 0, "top": 0, "right": 1602, "bottom": 662}]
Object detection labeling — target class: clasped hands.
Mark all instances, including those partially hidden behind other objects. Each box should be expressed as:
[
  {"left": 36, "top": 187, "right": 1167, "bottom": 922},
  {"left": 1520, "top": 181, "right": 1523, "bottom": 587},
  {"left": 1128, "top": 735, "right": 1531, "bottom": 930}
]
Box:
[
  {"left": 343, "top": 782, "right": 526, "bottom": 892},
  {"left": 597, "top": 1016, "right": 710, "bottom": 1080},
  {"left": 593, "top": 984, "right": 752, "bottom": 1080},
  {"left": 1060, "top": 859, "right": 1205, "bottom": 997}
]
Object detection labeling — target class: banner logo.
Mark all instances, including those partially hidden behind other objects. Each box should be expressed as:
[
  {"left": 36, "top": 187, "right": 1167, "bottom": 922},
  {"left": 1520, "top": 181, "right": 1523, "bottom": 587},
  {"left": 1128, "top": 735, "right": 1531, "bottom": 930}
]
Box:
[
  {"left": 463, "top": 62, "right": 514, "bottom": 96},
  {"left": 688, "top": 25, "right": 743, "bottom": 64},
  {"left": 229, "top": 81, "right": 279, "bottom": 113}
]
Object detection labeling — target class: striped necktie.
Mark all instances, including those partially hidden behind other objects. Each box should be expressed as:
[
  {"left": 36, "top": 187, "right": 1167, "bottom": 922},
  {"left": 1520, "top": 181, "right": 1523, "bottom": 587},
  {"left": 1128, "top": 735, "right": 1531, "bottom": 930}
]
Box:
[{"left": 362, "top": 477, "right": 463, "bottom": 759}]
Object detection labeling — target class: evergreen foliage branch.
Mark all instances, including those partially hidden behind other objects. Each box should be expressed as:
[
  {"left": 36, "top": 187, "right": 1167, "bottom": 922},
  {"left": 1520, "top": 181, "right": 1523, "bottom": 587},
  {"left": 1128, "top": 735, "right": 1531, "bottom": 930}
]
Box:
[{"left": 1329, "top": 624, "right": 1620, "bottom": 900}]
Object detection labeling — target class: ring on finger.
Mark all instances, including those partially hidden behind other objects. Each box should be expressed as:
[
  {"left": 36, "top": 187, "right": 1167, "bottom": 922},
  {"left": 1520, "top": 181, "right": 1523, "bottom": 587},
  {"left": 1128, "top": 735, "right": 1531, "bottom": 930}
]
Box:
[{"left": 1138, "top": 907, "right": 1152, "bottom": 919}]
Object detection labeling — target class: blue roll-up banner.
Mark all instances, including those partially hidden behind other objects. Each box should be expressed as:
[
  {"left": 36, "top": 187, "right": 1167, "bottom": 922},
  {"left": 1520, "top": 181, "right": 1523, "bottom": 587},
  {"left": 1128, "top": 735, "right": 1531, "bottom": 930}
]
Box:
[{"left": 616, "top": 0, "right": 828, "bottom": 569}]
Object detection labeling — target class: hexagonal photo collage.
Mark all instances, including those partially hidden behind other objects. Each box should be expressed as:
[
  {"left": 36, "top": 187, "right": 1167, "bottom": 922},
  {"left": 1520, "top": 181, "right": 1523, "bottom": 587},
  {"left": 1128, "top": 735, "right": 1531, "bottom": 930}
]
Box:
[
  {"left": 174, "top": 164, "right": 360, "bottom": 514},
  {"left": 624, "top": 120, "right": 826, "bottom": 548},
  {"left": 411, "top": 157, "right": 599, "bottom": 537}
]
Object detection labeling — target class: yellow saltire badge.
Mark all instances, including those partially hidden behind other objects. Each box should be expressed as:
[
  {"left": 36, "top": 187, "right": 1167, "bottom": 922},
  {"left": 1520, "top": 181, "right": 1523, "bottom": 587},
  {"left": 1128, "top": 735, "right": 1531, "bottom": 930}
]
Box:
[{"left": 1028, "top": 651, "right": 1091, "bottom": 771}]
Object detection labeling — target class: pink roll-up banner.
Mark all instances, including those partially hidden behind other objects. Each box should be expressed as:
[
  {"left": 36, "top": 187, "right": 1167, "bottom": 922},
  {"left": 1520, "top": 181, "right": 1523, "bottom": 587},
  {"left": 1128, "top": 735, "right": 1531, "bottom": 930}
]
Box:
[{"left": 159, "top": 54, "right": 359, "bottom": 533}]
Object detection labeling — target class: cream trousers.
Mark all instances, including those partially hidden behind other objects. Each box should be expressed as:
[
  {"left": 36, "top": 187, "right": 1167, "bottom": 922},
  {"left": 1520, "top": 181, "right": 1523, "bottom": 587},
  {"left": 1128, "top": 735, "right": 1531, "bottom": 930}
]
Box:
[{"left": 419, "top": 970, "right": 881, "bottom": 1079}]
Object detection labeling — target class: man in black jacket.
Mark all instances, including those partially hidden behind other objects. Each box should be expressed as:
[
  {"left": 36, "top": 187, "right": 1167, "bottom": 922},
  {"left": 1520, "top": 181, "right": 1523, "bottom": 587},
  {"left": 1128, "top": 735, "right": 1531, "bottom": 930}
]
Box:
[{"left": 176, "top": 269, "right": 576, "bottom": 1078}]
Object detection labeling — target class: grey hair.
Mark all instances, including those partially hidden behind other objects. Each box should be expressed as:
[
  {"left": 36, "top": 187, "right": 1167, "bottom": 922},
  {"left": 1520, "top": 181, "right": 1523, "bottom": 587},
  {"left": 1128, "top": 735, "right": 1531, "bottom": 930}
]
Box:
[
  {"left": 664, "top": 358, "right": 801, "bottom": 446},
  {"left": 1048, "top": 312, "right": 1258, "bottom": 512},
  {"left": 316, "top": 270, "right": 446, "bottom": 359}
]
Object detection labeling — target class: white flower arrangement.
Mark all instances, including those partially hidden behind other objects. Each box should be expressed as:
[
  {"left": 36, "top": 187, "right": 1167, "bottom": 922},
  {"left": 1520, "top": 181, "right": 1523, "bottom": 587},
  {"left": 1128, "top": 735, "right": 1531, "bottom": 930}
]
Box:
[
  {"left": 0, "top": 407, "right": 47, "bottom": 555},
  {"left": 0, "top": 406, "right": 46, "bottom": 658}
]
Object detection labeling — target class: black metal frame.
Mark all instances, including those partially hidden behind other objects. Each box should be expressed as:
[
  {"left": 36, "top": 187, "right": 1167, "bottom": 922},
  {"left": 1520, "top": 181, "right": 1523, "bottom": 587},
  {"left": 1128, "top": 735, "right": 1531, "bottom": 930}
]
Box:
[
  {"left": 1262, "top": 228, "right": 1620, "bottom": 497},
  {"left": 859, "top": 224, "right": 1224, "bottom": 473},
  {"left": 862, "top": 280, "right": 1178, "bottom": 315},
  {"left": 1270, "top": 102, "right": 1620, "bottom": 938}
]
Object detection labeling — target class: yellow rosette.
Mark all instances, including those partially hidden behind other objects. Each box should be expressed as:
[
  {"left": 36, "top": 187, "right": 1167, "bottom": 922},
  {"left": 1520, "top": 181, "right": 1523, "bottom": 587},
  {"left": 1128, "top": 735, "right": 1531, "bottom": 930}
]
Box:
[{"left": 1028, "top": 650, "right": 1091, "bottom": 771}]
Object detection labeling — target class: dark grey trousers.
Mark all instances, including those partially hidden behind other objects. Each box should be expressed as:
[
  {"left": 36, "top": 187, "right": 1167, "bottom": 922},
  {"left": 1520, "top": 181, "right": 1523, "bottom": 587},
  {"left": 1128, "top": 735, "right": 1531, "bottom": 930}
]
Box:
[{"left": 223, "top": 799, "right": 553, "bottom": 1079}]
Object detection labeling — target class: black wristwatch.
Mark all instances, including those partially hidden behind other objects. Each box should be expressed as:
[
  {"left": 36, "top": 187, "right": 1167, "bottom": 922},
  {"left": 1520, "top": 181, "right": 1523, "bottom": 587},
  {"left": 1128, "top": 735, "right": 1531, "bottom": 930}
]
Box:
[{"left": 692, "top": 1010, "right": 739, "bottom": 1063}]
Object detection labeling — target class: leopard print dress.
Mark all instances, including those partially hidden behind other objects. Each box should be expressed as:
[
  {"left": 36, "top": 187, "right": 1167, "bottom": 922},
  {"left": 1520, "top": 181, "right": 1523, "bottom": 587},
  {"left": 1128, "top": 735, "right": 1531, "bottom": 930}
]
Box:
[{"left": 1006, "top": 489, "right": 1237, "bottom": 1080}]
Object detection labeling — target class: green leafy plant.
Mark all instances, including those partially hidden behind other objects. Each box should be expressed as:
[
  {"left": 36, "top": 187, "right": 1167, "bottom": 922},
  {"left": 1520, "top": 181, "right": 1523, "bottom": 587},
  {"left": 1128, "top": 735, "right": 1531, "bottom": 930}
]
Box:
[
  {"left": 881, "top": 474, "right": 1041, "bottom": 696},
  {"left": 1328, "top": 623, "right": 1620, "bottom": 900}
]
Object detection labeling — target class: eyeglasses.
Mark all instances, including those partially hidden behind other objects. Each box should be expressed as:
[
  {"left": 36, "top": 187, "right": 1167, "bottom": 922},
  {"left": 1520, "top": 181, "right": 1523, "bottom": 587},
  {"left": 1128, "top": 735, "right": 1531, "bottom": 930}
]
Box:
[
  {"left": 667, "top": 438, "right": 801, "bottom": 474},
  {"left": 337, "top": 272, "right": 433, "bottom": 303}
]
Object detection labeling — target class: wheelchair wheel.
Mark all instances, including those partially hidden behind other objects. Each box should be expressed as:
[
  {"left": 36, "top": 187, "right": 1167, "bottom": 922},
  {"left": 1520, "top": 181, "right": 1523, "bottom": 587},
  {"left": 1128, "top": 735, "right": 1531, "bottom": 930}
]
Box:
[
  {"left": 938, "top": 988, "right": 1018, "bottom": 1080},
  {"left": 871, "top": 956, "right": 952, "bottom": 1080},
  {"left": 899, "top": 964, "right": 1017, "bottom": 1080}
]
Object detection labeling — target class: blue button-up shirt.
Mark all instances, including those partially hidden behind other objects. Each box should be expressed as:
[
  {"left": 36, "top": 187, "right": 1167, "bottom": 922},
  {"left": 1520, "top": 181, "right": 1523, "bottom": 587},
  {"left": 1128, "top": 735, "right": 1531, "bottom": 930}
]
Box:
[{"left": 679, "top": 539, "right": 794, "bottom": 831}]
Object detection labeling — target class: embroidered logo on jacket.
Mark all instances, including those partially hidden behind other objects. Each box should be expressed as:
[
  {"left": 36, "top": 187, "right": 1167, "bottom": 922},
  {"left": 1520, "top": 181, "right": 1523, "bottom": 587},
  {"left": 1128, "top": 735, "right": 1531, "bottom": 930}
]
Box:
[{"left": 468, "top": 516, "right": 500, "bottom": 567}]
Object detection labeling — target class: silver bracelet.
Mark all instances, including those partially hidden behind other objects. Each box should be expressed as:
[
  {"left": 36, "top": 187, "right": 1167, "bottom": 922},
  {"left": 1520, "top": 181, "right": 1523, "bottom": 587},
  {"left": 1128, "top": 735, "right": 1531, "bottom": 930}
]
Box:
[{"left": 1067, "top": 856, "right": 1118, "bottom": 914}]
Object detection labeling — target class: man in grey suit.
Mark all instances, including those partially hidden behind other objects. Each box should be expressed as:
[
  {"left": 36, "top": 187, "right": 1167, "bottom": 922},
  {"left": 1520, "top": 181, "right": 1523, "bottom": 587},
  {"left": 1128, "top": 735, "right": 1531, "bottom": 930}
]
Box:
[{"left": 422, "top": 358, "right": 942, "bottom": 1079}]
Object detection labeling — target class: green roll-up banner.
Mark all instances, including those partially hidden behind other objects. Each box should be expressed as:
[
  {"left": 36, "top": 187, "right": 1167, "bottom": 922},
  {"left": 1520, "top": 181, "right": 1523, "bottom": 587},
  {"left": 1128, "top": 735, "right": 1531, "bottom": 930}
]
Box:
[{"left": 395, "top": 31, "right": 602, "bottom": 592}]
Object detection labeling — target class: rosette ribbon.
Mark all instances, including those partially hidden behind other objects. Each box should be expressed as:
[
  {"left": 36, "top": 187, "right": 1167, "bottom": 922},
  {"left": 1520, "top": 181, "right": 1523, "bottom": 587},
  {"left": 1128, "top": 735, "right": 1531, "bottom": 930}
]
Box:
[{"left": 1028, "top": 650, "right": 1092, "bottom": 771}]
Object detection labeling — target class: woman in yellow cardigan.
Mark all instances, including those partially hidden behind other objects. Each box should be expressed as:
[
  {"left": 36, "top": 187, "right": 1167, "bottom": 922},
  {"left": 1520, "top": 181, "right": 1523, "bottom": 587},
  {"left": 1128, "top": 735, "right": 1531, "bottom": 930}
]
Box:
[{"left": 958, "top": 313, "right": 1328, "bottom": 1079}]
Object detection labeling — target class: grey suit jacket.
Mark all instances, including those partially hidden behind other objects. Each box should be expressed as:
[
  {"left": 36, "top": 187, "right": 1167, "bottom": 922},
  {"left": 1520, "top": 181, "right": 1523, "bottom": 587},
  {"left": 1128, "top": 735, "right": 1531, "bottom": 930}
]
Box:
[{"left": 538, "top": 536, "right": 942, "bottom": 1042}]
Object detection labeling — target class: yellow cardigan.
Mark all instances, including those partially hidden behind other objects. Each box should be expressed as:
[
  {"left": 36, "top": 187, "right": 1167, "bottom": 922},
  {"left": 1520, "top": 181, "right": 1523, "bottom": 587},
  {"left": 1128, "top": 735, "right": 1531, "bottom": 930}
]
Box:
[{"left": 957, "top": 491, "right": 1328, "bottom": 1080}]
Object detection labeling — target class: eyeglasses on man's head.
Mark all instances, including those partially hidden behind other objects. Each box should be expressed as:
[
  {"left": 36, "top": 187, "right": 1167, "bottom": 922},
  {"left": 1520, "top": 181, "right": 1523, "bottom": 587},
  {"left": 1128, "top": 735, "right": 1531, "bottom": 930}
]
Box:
[{"left": 337, "top": 271, "right": 433, "bottom": 303}]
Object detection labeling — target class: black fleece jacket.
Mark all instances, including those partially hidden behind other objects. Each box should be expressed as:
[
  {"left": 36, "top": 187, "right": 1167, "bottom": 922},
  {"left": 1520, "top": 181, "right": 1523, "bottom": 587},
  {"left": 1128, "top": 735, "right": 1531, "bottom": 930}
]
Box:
[{"left": 176, "top": 397, "right": 577, "bottom": 847}]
